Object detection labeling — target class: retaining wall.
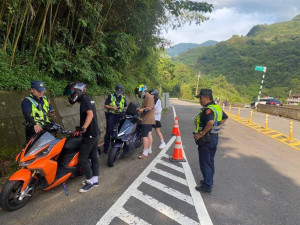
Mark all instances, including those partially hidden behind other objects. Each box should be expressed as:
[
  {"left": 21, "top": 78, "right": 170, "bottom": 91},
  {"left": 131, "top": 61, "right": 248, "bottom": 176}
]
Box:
[
  {"left": 257, "top": 104, "right": 300, "bottom": 120},
  {"left": 0, "top": 91, "right": 139, "bottom": 154}
]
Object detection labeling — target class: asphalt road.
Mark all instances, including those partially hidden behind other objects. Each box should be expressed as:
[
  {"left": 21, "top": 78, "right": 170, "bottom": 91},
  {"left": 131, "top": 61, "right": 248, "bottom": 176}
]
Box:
[
  {"left": 1, "top": 99, "right": 300, "bottom": 225},
  {"left": 228, "top": 107, "right": 300, "bottom": 140}
]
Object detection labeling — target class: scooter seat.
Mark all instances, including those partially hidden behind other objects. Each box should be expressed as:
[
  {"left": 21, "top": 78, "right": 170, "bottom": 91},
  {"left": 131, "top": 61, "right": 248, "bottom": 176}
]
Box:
[{"left": 63, "top": 137, "right": 82, "bottom": 153}]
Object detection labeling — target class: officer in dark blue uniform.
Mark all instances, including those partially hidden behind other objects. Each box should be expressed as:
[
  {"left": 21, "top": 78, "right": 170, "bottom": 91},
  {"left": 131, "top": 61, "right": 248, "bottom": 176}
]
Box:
[
  {"left": 103, "top": 85, "right": 127, "bottom": 153},
  {"left": 21, "top": 81, "right": 55, "bottom": 141},
  {"left": 194, "top": 89, "right": 228, "bottom": 193}
]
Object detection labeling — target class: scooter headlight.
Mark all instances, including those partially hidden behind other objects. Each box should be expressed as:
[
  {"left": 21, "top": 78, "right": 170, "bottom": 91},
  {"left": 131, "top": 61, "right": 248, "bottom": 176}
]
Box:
[{"left": 19, "top": 159, "right": 35, "bottom": 167}]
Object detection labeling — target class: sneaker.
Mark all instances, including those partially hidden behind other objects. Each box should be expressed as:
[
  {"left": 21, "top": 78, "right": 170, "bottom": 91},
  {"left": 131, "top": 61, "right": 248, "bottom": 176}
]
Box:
[
  {"left": 82, "top": 180, "right": 99, "bottom": 187},
  {"left": 159, "top": 142, "right": 166, "bottom": 149},
  {"left": 79, "top": 182, "right": 95, "bottom": 193}
]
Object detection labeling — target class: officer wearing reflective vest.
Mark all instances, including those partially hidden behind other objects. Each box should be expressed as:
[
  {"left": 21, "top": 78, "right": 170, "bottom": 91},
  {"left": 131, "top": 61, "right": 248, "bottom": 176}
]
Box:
[
  {"left": 194, "top": 89, "right": 228, "bottom": 193},
  {"left": 21, "top": 81, "right": 55, "bottom": 141},
  {"left": 103, "top": 84, "right": 127, "bottom": 153}
]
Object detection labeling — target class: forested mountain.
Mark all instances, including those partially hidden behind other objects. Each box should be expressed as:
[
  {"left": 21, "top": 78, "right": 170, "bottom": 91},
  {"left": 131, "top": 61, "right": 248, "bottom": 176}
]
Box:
[
  {"left": 166, "top": 40, "right": 218, "bottom": 57},
  {"left": 176, "top": 15, "right": 300, "bottom": 101},
  {"left": 0, "top": 0, "right": 213, "bottom": 95}
]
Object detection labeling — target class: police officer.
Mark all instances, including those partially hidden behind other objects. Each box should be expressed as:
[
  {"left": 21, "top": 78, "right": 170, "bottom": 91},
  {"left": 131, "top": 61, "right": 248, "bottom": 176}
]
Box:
[
  {"left": 103, "top": 84, "right": 127, "bottom": 154},
  {"left": 21, "top": 81, "right": 55, "bottom": 141},
  {"left": 194, "top": 89, "right": 228, "bottom": 193}
]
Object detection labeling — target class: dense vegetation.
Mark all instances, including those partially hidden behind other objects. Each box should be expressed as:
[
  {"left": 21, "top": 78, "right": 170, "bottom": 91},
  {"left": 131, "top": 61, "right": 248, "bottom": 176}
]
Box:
[
  {"left": 175, "top": 15, "right": 300, "bottom": 102},
  {"left": 166, "top": 40, "right": 218, "bottom": 57},
  {"left": 0, "top": 0, "right": 213, "bottom": 96}
]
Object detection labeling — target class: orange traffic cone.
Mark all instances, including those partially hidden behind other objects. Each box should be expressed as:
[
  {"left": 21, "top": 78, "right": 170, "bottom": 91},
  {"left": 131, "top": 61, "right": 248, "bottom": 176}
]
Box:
[
  {"left": 172, "top": 117, "right": 179, "bottom": 136},
  {"left": 170, "top": 129, "right": 186, "bottom": 162}
]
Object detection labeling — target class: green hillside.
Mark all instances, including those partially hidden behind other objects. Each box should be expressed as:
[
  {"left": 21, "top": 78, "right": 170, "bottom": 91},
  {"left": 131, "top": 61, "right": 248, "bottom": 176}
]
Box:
[
  {"left": 176, "top": 15, "right": 300, "bottom": 101},
  {"left": 166, "top": 40, "right": 218, "bottom": 57}
]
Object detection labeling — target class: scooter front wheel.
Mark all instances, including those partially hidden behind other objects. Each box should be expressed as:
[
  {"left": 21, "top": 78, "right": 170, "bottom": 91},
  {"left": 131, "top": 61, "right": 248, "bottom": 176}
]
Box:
[
  {"left": 108, "top": 147, "right": 121, "bottom": 167},
  {"left": 0, "top": 180, "right": 35, "bottom": 211}
]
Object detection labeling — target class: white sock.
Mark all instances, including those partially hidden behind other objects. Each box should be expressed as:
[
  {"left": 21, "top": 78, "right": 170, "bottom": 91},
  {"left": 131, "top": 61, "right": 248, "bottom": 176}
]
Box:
[
  {"left": 86, "top": 178, "right": 92, "bottom": 184},
  {"left": 148, "top": 147, "right": 152, "bottom": 154},
  {"left": 92, "top": 176, "right": 98, "bottom": 184},
  {"left": 142, "top": 149, "right": 148, "bottom": 156},
  {"left": 161, "top": 140, "right": 165, "bottom": 144}
]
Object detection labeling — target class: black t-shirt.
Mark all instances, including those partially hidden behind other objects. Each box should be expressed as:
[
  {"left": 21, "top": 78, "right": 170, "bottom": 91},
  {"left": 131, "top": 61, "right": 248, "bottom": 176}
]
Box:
[{"left": 80, "top": 95, "right": 100, "bottom": 137}]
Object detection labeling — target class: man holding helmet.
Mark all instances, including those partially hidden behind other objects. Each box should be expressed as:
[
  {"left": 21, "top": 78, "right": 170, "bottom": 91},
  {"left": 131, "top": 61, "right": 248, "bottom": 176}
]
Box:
[
  {"left": 135, "top": 84, "right": 155, "bottom": 159},
  {"left": 103, "top": 84, "right": 127, "bottom": 154},
  {"left": 63, "top": 82, "right": 100, "bottom": 193}
]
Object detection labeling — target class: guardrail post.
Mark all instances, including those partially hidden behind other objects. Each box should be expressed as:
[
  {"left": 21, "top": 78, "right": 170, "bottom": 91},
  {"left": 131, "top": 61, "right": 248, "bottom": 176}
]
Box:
[
  {"left": 237, "top": 107, "right": 241, "bottom": 119},
  {"left": 229, "top": 105, "right": 232, "bottom": 115},
  {"left": 249, "top": 109, "right": 253, "bottom": 123},
  {"left": 289, "top": 120, "right": 293, "bottom": 141},
  {"left": 265, "top": 114, "right": 269, "bottom": 130}
]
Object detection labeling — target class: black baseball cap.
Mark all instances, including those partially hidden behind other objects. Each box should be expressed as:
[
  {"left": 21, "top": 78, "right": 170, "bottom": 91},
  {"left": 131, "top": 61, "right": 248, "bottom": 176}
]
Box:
[
  {"left": 115, "top": 84, "right": 124, "bottom": 95},
  {"left": 31, "top": 81, "right": 46, "bottom": 92},
  {"left": 195, "top": 89, "right": 212, "bottom": 98}
]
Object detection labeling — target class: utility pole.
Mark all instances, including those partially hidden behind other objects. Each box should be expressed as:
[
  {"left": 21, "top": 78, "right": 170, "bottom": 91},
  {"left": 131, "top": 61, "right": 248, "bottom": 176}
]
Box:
[{"left": 195, "top": 71, "right": 201, "bottom": 96}]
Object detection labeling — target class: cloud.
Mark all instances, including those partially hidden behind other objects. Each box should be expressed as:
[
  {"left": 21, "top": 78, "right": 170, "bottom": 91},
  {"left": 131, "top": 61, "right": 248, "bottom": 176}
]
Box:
[{"left": 162, "top": 0, "right": 300, "bottom": 46}]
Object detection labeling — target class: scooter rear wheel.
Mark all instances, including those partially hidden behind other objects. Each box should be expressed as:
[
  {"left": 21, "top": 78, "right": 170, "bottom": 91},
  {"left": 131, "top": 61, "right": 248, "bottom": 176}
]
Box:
[
  {"left": 108, "top": 147, "right": 121, "bottom": 167},
  {"left": 0, "top": 180, "right": 34, "bottom": 211}
]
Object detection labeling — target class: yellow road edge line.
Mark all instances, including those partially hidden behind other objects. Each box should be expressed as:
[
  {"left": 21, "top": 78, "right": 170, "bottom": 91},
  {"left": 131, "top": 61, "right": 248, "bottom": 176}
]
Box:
[{"left": 228, "top": 115, "right": 300, "bottom": 151}]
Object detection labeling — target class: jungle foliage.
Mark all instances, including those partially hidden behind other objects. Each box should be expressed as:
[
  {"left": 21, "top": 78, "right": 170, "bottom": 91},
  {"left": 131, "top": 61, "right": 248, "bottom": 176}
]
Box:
[
  {"left": 0, "top": 0, "right": 213, "bottom": 96},
  {"left": 175, "top": 15, "right": 300, "bottom": 102}
]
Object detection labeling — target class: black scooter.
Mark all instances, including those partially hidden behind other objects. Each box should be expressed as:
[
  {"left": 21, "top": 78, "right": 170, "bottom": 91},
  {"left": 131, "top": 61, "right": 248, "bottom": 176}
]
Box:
[{"left": 107, "top": 102, "right": 142, "bottom": 167}]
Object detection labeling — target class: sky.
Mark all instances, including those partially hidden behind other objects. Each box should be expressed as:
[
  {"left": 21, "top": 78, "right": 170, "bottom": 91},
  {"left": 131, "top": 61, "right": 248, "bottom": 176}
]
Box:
[{"left": 162, "top": 0, "right": 300, "bottom": 46}]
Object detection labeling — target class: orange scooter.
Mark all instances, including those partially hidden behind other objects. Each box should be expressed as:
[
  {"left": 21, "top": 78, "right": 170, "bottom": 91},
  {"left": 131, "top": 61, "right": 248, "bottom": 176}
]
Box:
[{"left": 0, "top": 123, "right": 81, "bottom": 211}]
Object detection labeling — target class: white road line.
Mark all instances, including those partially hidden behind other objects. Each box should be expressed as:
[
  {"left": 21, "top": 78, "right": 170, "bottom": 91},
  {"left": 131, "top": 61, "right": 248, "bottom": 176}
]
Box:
[
  {"left": 181, "top": 147, "right": 214, "bottom": 225},
  {"left": 117, "top": 207, "right": 151, "bottom": 225},
  {"left": 151, "top": 168, "right": 188, "bottom": 186},
  {"left": 158, "top": 159, "right": 185, "bottom": 173},
  {"left": 97, "top": 136, "right": 176, "bottom": 225},
  {"left": 132, "top": 190, "right": 199, "bottom": 225},
  {"left": 143, "top": 177, "right": 194, "bottom": 205},
  {"left": 171, "top": 105, "right": 177, "bottom": 120}
]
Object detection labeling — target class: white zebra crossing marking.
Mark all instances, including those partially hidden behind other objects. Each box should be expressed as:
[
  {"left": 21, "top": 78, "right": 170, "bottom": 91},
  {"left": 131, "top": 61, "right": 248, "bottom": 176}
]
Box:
[
  {"left": 157, "top": 159, "right": 185, "bottom": 173},
  {"left": 142, "top": 177, "right": 194, "bottom": 205},
  {"left": 132, "top": 190, "right": 199, "bottom": 225}
]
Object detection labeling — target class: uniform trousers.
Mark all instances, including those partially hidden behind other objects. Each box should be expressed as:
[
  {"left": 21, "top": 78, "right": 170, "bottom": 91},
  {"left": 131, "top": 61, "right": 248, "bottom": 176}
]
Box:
[{"left": 197, "top": 134, "right": 219, "bottom": 189}]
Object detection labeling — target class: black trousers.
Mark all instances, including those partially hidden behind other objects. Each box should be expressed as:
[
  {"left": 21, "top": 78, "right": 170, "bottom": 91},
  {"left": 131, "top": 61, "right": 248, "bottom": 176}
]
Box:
[
  {"left": 104, "top": 113, "right": 119, "bottom": 151},
  {"left": 78, "top": 135, "right": 100, "bottom": 180}
]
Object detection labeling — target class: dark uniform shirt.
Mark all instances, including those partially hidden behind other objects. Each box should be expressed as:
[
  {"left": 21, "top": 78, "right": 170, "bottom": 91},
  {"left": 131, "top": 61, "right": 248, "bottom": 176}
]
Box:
[
  {"left": 200, "top": 101, "right": 228, "bottom": 129},
  {"left": 80, "top": 95, "right": 100, "bottom": 137},
  {"left": 104, "top": 93, "right": 128, "bottom": 108},
  {"left": 21, "top": 95, "right": 53, "bottom": 125}
]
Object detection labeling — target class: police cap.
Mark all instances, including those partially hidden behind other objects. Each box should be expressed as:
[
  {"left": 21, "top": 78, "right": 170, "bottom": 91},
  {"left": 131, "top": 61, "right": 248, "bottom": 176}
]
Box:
[
  {"left": 115, "top": 84, "right": 124, "bottom": 95},
  {"left": 195, "top": 89, "right": 212, "bottom": 98},
  {"left": 31, "top": 81, "right": 46, "bottom": 92}
]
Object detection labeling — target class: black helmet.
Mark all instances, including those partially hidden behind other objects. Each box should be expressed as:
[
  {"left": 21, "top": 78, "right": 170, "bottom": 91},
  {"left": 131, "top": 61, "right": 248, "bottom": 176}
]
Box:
[
  {"left": 149, "top": 89, "right": 159, "bottom": 98},
  {"left": 63, "top": 82, "right": 87, "bottom": 104}
]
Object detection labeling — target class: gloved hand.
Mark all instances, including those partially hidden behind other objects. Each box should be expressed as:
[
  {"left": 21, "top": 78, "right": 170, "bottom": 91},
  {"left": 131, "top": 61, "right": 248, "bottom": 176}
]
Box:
[{"left": 73, "top": 126, "right": 86, "bottom": 137}]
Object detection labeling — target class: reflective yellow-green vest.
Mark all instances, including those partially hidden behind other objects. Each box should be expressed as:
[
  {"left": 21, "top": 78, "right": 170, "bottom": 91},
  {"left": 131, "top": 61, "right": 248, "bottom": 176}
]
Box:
[
  {"left": 26, "top": 95, "right": 51, "bottom": 125},
  {"left": 108, "top": 94, "right": 125, "bottom": 114},
  {"left": 194, "top": 104, "right": 223, "bottom": 133}
]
